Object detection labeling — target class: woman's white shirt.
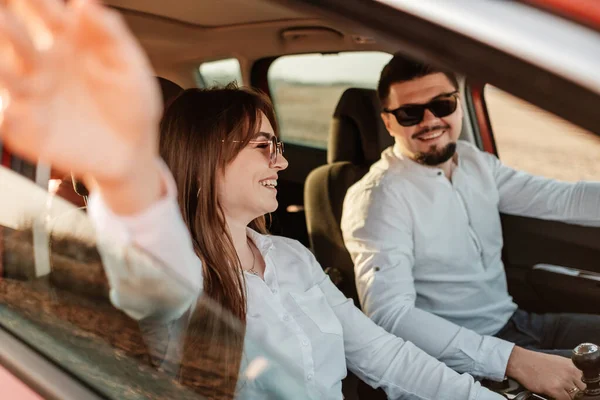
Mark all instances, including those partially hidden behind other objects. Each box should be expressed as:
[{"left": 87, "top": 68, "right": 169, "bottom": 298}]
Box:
[{"left": 87, "top": 161, "right": 502, "bottom": 400}]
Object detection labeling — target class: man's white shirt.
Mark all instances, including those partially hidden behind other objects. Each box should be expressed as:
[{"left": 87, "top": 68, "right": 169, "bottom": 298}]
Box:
[{"left": 342, "top": 140, "right": 600, "bottom": 380}]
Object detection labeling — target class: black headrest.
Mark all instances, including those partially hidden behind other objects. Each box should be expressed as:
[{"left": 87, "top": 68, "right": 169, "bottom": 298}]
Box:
[
  {"left": 328, "top": 88, "right": 393, "bottom": 166},
  {"left": 157, "top": 77, "right": 184, "bottom": 109}
]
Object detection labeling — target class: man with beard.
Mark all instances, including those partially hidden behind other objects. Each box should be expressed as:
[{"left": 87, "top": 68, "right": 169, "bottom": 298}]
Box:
[{"left": 341, "top": 54, "right": 600, "bottom": 398}]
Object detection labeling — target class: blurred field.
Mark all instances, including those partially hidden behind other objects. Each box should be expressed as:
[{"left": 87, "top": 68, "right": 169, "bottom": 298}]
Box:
[
  {"left": 271, "top": 82, "right": 352, "bottom": 149},
  {"left": 272, "top": 82, "right": 600, "bottom": 182},
  {"left": 485, "top": 86, "right": 600, "bottom": 182}
]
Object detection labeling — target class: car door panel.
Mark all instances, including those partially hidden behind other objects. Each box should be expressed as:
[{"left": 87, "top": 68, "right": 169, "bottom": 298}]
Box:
[
  {"left": 469, "top": 79, "right": 600, "bottom": 315},
  {"left": 501, "top": 214, "right": 600, "bottom": 313},
  {"left": 0, "top": 325, "right": 104, "bottom": 400},
  {"left": 0, "top": 364, "right": 44, "bottom": 400}
]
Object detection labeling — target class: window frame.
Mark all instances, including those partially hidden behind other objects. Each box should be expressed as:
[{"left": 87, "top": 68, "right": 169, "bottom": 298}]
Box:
[
  {"left": 465, "top": 80, "right": 497, "bottom": 155},
  {"left": 0, "top": 324, "right": 104, "bottom": 400}
]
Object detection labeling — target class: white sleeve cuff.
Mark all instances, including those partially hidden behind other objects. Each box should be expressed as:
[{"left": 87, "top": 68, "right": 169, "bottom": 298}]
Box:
[
  {"left": 87, "top": 158, "right": 179, "bottom": 249},
  {"left": 87, "top": 158, "right": 203, "bottom": 320},
  {"left": 474, "top": 336, "right": 515, "bottom": 381}
]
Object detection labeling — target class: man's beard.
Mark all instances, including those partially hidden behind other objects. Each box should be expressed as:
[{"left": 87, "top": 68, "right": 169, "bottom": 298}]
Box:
[{"left": 415, "top": 142, "right": 457, "bottom": 166}]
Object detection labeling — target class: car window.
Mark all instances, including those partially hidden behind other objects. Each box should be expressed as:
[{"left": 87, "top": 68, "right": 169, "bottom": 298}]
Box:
[
  {"left": 197, "top": 58, "right": 243, "bottom": 88},
  {"left": 0, "top": 163, "right": 307, "bottom": 400},
  {"left": 268, "top": 52, "right": 392, "bottom": 149},
  {"left": 485, "top": 85, "right": 600, "bottom": 181}
]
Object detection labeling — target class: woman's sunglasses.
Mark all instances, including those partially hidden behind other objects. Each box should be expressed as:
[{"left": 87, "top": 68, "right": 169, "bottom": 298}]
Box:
[
  {"left": 227, "top": 135, "right": 285, "bottom": 165},
  {"left": 383, "top": 92, "right": 459, "bottom": 127},
  {"left": 250, "top": 136, "right": 285, "bottom": 165}
]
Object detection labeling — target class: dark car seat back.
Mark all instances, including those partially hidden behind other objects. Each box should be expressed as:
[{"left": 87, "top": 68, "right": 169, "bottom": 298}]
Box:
[
  {"left": 328, "top": 88, "right": 393, "bottom": 166},
  {"left": 158, "top": 76, "right": 184, "bottom": 109},
  {"left": 305, "top": 87, "right": 392, "bottom": 400},
  {"left": 305, "top": 88, "right": 392, "bottom": 304}
]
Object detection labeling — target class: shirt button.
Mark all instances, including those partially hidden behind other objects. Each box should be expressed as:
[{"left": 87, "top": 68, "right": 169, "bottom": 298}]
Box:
[
  {"left": 272, "top": 289, "right": 278, "bottom": 295},
  {"left": 437, "top": 171, "right": 443, "bottom": 176},
  {"left": 307, "top": 373, "right": 314, "bottom": 381},
  {"left": 301, "top": 338, "right": 309, "bottom": 346},
  {"left": 282, "top": 314, "right": 290, "bottom": 322}
]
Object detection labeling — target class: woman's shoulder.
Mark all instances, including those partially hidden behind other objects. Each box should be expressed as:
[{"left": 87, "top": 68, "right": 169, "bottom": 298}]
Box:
[
  {"left": 266, "top": 235, "right": 324, "bottom": 285},
  {"left": 248, "top": 228, "right": 307, "bottom": 256},
  {"left": 249, "top": 229, "right": 320, "bottom": 271},
  {"left": 268, "top": 234, "right": 311, "bottom": 257}
]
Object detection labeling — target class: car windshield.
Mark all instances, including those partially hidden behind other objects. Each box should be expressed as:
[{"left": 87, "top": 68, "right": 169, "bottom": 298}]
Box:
[{"left": 0, "top": 162, "right": 308, "bottom": 399}]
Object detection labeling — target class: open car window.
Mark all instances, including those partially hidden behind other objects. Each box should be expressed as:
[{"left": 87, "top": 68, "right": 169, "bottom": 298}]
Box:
[
  {"left": 485, "top": 85, "right": 600, "bottom": 181},
  {"left": 0, "top": 164, "right": 308, "bottom": 400}
]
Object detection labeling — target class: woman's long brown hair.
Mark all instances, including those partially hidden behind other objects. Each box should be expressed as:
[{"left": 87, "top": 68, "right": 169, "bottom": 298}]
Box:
[
  {"left": 158, "top": 83, "right": 278, "bottom": 398},
  {"left": 159, "top": 83, "right": 276, "bottom": 322}
]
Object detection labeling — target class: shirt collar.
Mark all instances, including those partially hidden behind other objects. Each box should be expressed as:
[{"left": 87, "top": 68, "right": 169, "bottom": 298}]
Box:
[{"left": 246, "top": 227, "right": 275, "bottom": 255}]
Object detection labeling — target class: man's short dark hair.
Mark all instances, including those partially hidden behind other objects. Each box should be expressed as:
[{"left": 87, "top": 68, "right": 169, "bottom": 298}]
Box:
[{"left": 377, "top": 53, "right": 459, "bottom": 107}]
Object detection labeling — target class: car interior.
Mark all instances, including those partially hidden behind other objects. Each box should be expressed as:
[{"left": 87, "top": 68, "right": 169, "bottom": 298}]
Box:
[
  {"left": 305, "top": 87, "right": 392, "bottom": 306},
  {"left": 102, "top": 0, "right": 600, "bottom": 316},
  {"left": 2, "top": 0, "right": 600, "bottom": 399}
]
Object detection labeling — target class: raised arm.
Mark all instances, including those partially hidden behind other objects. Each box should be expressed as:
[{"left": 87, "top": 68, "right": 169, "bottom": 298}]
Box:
[
  {"left": 87, "top": 160, "right": 202, "bottom": 321},
  {"left": 0, "top": 0, "right": 202, "bottom": 319}
]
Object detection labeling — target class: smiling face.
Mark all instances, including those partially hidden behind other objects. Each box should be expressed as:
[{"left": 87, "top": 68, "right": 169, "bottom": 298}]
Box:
[
  {"left": 218, "top": 112, "right": 288, "bottom": 224},
  {"left": 381, "top": 72, "right": 463, "bottom": 166}
]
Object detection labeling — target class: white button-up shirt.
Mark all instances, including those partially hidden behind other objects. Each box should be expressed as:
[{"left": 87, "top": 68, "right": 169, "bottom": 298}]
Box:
[
  {"left": 342, "top": 141, "right": 600, "bottom": 381},
  {"left": 87, "top": 160, "right": 502, "bottom": 400}
]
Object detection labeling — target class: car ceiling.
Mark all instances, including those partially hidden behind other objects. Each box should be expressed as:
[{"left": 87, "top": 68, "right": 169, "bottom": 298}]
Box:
[
  {"left": 105, "top": 0, "right": 394, "bottom": 84},
  {"left": 106, "top": 0, "right": 313, "bottom": 26}
]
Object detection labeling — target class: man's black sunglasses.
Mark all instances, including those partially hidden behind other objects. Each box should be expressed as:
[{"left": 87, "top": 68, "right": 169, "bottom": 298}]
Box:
[{"left": 383, "top": 92, "right": 459, "bottom": 127}]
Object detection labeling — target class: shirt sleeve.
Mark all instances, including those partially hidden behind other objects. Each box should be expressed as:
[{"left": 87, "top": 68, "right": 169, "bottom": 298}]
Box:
[
  {"left": 87, "top": 158, "right": 203, "bottom": 322},
  {"left": 341, "top": 183, "right": 514, "bottom": 381},
  {"left": 305, "top": 250, "right": 504, "bottom": 400},
  {"left": 484, "top": 152, "right": 600, "bottom": 226}
]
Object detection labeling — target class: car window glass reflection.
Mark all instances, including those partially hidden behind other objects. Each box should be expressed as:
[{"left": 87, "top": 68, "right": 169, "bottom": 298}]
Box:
[{"left": 0, "top": 166, "right": 308, "bottom": 399}]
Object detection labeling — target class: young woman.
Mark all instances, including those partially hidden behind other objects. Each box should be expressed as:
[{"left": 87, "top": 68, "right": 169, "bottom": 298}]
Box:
[{"left": 0, "top": 0, "right": 504, "bottom": 399}]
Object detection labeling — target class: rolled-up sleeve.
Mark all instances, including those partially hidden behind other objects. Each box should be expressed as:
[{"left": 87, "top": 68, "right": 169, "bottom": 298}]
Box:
[
  {"left": 342, "top": 182, "right": 513, "bottom": 382},
  {"left": 87, "top": 159, "right": 203, "bottom": 321}
]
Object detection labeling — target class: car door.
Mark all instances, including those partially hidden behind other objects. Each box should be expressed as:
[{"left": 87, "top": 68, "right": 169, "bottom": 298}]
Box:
[
  {"left": 0, "top": 161, "right": 308, "bottom": 400},
  {"left": 468, "top": 83, "right": 600, "bottom": 314}
]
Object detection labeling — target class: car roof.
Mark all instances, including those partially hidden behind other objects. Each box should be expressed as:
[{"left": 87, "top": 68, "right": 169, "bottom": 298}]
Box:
[{"left": 107, "top": 0, "right": 312, "bottom": 26}]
